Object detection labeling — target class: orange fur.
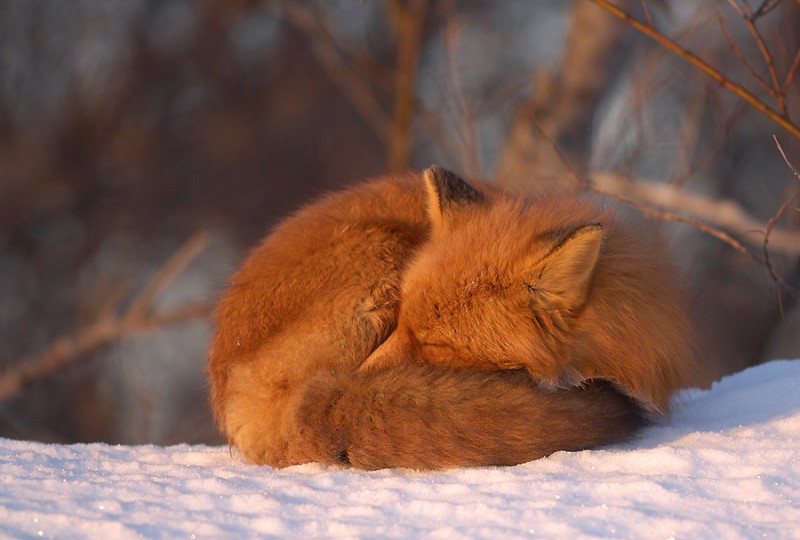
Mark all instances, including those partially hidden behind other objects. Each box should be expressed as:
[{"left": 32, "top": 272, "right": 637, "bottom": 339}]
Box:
[
  {"left": 208, "top": 167, "right": 697, "bottom": 469},
  {"left": 208, "top": 174, "right": 428, "bottom": 466},
  {"left": 363, "top": 167, "right": 697, "bottom": 414}
]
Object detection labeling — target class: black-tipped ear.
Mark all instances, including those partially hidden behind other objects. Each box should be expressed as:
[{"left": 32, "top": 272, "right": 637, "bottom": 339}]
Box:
[{"left": 423, "top": 166, "right": 484, "bottom": 230}]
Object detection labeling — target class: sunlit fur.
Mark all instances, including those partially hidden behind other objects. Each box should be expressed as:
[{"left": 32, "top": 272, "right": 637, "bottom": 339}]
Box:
[
  {"left": 208, "top": 175, "right": 427, "bottom": 466},
  {"left": 365, "top": 172, "right": 696, "bottom": 414},
  {"left": 208, "top": 169, "right": 697, "bottom": 469}
]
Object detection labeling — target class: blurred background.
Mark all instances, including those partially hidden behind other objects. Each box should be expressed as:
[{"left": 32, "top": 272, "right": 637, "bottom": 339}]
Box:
[{"left": 0, "top": 0, "right": 798, "bottom": 446}]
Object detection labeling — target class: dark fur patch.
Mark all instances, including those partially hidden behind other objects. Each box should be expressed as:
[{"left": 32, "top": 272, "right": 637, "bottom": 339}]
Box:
[
  {"left": 426, "top": 166, "right": 484, "bottom": 211},
  {"left": 334, "top": 449, "right": 351, "bottom": 465}
]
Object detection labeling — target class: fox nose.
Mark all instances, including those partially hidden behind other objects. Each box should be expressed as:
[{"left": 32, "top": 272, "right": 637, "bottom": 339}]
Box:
[{"left": 359, "top": 325, "right": 419, "bottom": 371}]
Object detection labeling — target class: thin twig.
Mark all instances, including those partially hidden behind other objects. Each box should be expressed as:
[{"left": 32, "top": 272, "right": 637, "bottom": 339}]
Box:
[
  {"left": 278, "top": 0, "right": 394, "bottom": 144},
  {"left": 724, "top": 0, "right": 784, "bottom": 112},
  {"left": 764, "top": 135, "right": 800, "bottom": 292},
  {"left": 529, "top": 114, "right": 591, "bottom": 189},
  {"left": 529, "top": 108, "right": 757, "bottom": 254},
  {"left": 588, "top": 0, "right": 800, "bottom": 139},
  {"left": 126, "top": 231, "right": 209, "bottom": 320},
  {"left": 783, "top": 46, "right": 800, "bottom": 93},
  {"left": 715, "top": 10, "right": 774, "bottom": 96},
  {"left": 415, "top": 107, "right": 465, "bottom": 167},
  {"left": 668, "top": 78, "right": 707, "bottom": 186},
  {"left": 640, "top": 0, "right": 653, "bottom": 26},
  {"left": 593, "top": 171, "right": 800, "bottom": 254},
  {"left": 593, "top": 183, "right": 752, "bottom": 254},
  {"left": 773, "top": 134, "right": 800, "bottom": 181},
  {"left": 0, "top": 301, "right": 213, "bottom": 401},
  {"left": 761, "top": 193, "right": 798, "bottom": 292},
  {"left": 750, "top": 0, "right": 784, "bottom": 20}
]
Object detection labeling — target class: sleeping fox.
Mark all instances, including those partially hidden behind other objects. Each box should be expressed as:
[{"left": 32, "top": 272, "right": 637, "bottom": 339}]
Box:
[{"left": 207, "top": 167, "right": 696, "bottom": 469}]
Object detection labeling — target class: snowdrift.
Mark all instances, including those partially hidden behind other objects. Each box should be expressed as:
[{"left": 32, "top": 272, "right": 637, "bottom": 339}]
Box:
[{"left": 2, "top": 360, "right": 799, "bottom": 538}]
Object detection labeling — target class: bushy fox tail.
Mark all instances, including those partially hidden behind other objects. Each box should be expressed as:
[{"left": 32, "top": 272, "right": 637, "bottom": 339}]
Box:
[{"left": 291, "top": 364, "right": 644, "bottom": 470}]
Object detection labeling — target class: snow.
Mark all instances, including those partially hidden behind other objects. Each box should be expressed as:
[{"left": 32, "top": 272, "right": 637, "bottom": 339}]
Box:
[{"left": 2, "top": 360, "right": 800, "bottom": 539}]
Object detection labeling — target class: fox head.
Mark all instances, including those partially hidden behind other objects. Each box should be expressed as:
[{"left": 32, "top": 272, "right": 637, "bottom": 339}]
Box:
[{"left": 363, "top": 166, "right": 696, "bottom": 413}]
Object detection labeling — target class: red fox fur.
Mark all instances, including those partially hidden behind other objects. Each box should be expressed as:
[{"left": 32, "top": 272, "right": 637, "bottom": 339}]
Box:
[{"left": 207, "top": 167, "right": 696, "bottom": 469}]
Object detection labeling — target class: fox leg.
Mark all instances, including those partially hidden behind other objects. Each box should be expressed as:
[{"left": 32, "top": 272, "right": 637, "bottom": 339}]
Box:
[{"left": 222, "top": 277, "right": 405, "bottom": 466}]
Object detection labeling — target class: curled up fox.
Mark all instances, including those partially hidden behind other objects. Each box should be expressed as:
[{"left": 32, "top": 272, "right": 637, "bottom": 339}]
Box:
[{"left": 207, "top": 167, "right": 697, "bottom": 469}]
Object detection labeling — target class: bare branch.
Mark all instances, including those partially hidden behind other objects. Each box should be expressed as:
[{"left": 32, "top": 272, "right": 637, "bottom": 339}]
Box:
[
  {"left": 763, "top": 136, "right": 800, "bottom": 290},
  {"left": 761, "top": 192, "right": 798, "bottom": 291},
  {"left": 783, "top": 46, "right": 800, "bottom": 94},
  {"left": 438, "top": 0, "right": 483, "bottom": 175},
  {"left": 495, "top": 0, "right": 633, "bottom": 192},
  {"left": 724, "top": 0, "right": 784, "bottom": 112},
  {"left": 640, "top": 0, "right": 653, "bottom": 26},
  {"left": 278, "top": 1, "right": 394, "bottom": 144},
  {"left": 0, "top": 234, "right": 213, "bottom": 402},
  {"left": 0, "top": 301, "right": 213, "bottom": 402},
  {"left": 593, "top": 182, "right": 752, "bottom": 254},
  {"left": 528, "top": 113, "right": 590, "bottom": 190},
  {"left": 525, "top": 108, "right": 761, "bottom": 255},
  {"left": 126, "top": 231, "right": 209, "bottom": 320},
  {"left": 587, "top": 0, "right": 800, "bottom": 139},
  {"left": 774, "top": 135, "right": 800, "bottom": 181},
  {"left": 415, "top": 107, "right": 464, "bottom": 167},
  {"left": 668, "top": 78, "right": 708, "bottom": 186},
  {"left": 715, "top": 10, "right": 774, "bottom": 97},
  {"left": 385, "top": 0, "right": 429, "bottom": 172},
  {"left": 750, "top": 0, "right": 785, "bottom": 20},
  {"left": 592, "top": 171, "right": 800, "bottom": 254}
]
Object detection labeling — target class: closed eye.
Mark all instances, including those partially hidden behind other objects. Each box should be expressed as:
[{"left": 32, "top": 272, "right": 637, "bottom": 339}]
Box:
[
  {"left": 420, "top": 341, "right": 456, "bottom": 362},
  {"left": 421, "top": 342, "right": 451, "bottom": 349}
]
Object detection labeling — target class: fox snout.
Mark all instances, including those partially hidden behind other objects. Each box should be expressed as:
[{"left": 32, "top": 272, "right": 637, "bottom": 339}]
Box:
[{"left": 359, "top": 326, "right": 419, "bottom": 371}]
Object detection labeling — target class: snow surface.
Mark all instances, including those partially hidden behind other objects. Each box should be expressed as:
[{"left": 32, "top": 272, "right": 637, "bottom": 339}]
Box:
[{"left": 2, "top": 360, "right": 800, "bottom": 539}]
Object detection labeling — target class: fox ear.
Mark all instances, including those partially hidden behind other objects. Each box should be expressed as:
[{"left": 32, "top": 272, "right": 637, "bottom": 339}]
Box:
[
  {"left": 423, "top": 166, "right": 484, "bottom": 231},
  {"left": 526, "top": 223, "right": 603, "bottom": 313}
]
